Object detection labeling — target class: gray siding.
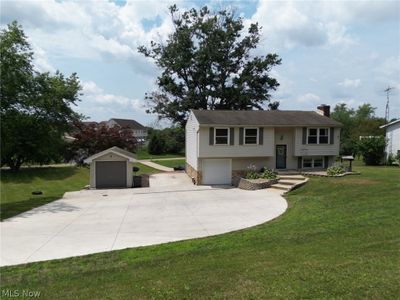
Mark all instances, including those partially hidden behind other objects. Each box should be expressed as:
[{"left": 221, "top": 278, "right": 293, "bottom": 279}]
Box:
[
  {"left": 198, "top": 127, "right": 274, "bottom": 158},
  {"left": 294, "top": 127, "right": 340, "bottom": 156}
]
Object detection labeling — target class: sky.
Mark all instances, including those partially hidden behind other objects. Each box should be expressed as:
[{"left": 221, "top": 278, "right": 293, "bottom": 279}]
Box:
[{"left": 1, "top": 0, "right": 399, "bottom": 126}]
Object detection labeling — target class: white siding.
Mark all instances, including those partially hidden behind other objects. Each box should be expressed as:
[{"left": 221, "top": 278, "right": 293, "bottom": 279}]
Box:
[
  {"left": 198, "top": 127, "right": 274, "bottom": 158},
  {"left": 294, "top": 127, "right": 340, "bottom": 156},
  {"left": 386, "top": 122, "right": 400, "bottom": 157},
  {"left": 185, "top": 112, "right": 199, "bottom": 169},
  {"left": 231, "top": 157, "right": 271, "bottom": 171}
]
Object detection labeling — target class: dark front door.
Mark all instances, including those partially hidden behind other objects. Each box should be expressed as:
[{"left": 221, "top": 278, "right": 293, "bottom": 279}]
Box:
[
  {"left": 276, "top": 145, "right": 287, "bottom": 169},
  {"left": 96, "top": 161, "right": 127, "bottom": 188}
]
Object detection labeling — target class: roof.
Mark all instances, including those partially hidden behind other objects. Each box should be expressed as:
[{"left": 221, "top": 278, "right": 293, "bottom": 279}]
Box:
[
  {"left": 84, "top": 146, "right": 137, "bottom": 163},
  {"left": 379, "top": 119, "right": 400, "bottom": 129},
  {"left": 191, "top": 110, "right": 343, "bottom": 127},
  {"left": 110, "top": 118, "right": 146, "bottom": 130}
]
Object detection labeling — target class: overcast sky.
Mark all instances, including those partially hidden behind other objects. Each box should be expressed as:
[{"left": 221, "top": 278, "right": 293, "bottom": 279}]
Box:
[{"left": 1, "top": 0, "right": 399, "bottom": 126}]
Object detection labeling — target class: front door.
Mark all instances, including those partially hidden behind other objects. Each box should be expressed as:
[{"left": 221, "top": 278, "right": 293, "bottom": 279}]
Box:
[{"left": 276, "top": 145, "right": 287, "bottom": 169}]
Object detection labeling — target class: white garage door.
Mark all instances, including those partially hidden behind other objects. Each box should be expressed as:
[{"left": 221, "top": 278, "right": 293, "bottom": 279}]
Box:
[{"left": 202, "top": 159, "right": 232, "bottom": 185}]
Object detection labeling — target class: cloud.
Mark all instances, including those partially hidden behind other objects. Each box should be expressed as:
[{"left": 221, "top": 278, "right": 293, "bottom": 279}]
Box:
[
  {"left": 339, "top": 79, "right": 361, "bottom": 88},
  {"left": 297, "top": 93, "right": 320, "bottom": 103},
  {"left": 81, "top": 80, "right": 145, "bottom": 112}
]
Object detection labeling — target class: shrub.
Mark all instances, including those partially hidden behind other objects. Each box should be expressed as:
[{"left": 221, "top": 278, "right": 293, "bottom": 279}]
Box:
[
  {"left": 148, "top": 132, "right": 166, "bottom": 154},
  {"left": 245, "top": 164, "right": 259, "bottom": 179},
  {"left": 260, "top": 168, "right": 277, "bottom": 180},
  {"left": 357, "top": 136, "right": 386, "bottom": 165},
  {"left": 327, "top": 163, "right": 346, "bottom": 176}
]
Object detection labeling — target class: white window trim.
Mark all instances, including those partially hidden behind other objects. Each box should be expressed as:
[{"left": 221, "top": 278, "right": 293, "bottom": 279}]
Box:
[
  {"left": 302, "top": 157, "right": 324, "bottom": 168},
  {"left": 214, "top": 127, "right": 230, "bottom": 145},
  {"left": 244, "top": 127, "right": 259, "bottom": 145},
  {"left": 307, "top": 127, "right": 330, "bottom": 145}
]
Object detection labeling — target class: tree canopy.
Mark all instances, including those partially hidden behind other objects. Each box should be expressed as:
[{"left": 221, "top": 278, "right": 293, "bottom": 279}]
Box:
[
  {"left": 138, "top": 5, "right": 281, "bottom": 126},
  {"left": 0, "top": 21, "right": 82, "bottom": 171}
]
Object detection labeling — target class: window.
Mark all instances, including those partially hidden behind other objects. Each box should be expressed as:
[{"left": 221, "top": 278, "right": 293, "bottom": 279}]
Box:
[
  {"left": 303, "top": 157, "right": 324, "bottom": 168},
  {"left": 308, "top": 128, "right": 318, "bottom": 144},
  {"left": 319, "top": 128, "right": 329, "bottom": 144},
  {"left": 215, "top": 128, "right": 229, "bottom": 145},
  {"left": 244, "top": 128, "right": 258, "bottom": 145},
  {"left": 307, "top": 128, "right": 329, "bottom": 144},
  {"left": 303, "top": 158, "right": 313, "bottom": 168}
]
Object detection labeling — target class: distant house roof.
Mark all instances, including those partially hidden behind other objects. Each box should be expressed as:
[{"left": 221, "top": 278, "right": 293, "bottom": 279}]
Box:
[
  {"left": 84, "top": 146, "right": 137, "bottom": 163},
  {"left": 191, "top": 110, "right": 343, "bottom": 127},
  {"left": 380, "top": 119, "right": 400, "bottom": 129},
  {"left": 110, "top": 118, "right": 146, "bottom": 130}
]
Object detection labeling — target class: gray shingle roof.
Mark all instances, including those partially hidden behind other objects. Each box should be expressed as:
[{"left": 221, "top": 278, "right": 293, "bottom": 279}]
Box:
[
  {"left": 192, "top": 110, "right": 343, "bottom": 127},
  {"left": 111, "top": 118, "right": 146, "bottom": 130}
]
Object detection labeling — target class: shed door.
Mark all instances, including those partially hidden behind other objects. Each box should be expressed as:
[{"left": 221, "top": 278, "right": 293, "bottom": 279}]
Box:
[
  {"left": 202, "top": 159, "right": 231, "bottom": 185},
  {"left": 96, "top": 161, "right": 127, "bottom": 188}
]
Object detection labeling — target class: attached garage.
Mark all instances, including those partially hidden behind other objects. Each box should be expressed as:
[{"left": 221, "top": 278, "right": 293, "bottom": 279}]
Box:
[
  {"left": 202, "top": 159, "right": 232, "bottom": 185},
  {"left": 84, "top": 146, "right": 137, "bottom": 189}
]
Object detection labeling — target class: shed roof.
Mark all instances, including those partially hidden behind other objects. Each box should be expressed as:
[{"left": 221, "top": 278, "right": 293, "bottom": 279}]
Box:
[
  {"left": 379, "top": 119, "right": 400, "bottom": 129},
  {"left": 84, "top": 146, "right": 137, "bottom": 163},
  {"left": 191, "top": 110, "right": 343, "bottom": 127}
]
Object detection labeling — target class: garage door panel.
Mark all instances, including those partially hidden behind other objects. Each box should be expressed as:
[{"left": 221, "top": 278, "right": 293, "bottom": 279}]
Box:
[
  {"left": 96, "top": 161, "right": 127, "bottom": 188},
  {"left": 202, "top": 159, "right": 231, "bottom": 185}
]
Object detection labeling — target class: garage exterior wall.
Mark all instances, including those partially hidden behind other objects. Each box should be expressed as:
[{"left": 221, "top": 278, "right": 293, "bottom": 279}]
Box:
[
  {"left": 89, "top": 153, "right": 133, "bottom": 188},
  {"left": 185, "top": 112, "right": 199, "bottom": 170}
]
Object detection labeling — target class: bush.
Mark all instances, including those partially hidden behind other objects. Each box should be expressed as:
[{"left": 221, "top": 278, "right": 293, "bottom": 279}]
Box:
[
  {"left": 148, "top": 132, "right": 166, "bottom": 154},
  {"left": 327, "top": 163, "right": 346, "bottom": 176},
  {"left": 147, "top": 127, "right": 185, "bottom": 155},
  {"left": 357, "top": 136, "right": 386, "bottom": 165},
  {"left": 245, "top": 164, "right": 259, "bottom": 179},
  {"left": 260, "top": 168, "right": 277, "bottom": 179}
]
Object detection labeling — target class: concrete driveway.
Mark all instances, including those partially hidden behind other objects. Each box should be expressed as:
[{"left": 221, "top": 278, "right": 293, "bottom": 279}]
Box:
[{"left": 1, "top": 173, "right": 287, "bottom": 266}]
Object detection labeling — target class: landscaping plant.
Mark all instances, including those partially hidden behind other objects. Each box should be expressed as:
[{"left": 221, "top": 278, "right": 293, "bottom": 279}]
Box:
[
  {"left": 244, "top": 164, "right": 259, "bottom": 179},
  {"left": 260, "top": 168, "right": 277, "bottom": 180},
  {"left": 327, "top": 163, "right": 346, "bottom": 176}
]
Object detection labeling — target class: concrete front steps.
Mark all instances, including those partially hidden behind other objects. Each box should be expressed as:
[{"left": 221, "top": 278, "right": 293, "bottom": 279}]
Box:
[{"left": 270, "top": 175, "right": 308, "bottom": 193}]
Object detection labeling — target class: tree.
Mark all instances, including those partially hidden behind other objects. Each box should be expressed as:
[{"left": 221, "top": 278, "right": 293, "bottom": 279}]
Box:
[
  {"left": 138, "top": 5, "right": 281, "bottom": 126},
  {"left": 331, "top": 103, "right": 386, "bottom": 155},
  {"left": 148, "top": 131, "right": 166, "bottom": 155},
  {"left": 0, "top": 21, "right": 82, "bottom": 171},
  {"left": 147, "top": 126, "right": 185, "bottom": 155},
  {"left": 66, "top": 123, "right": 137, "bottom": 163},
  {"left": 357, "top": 136, "right": 386, "bottom": 165}
]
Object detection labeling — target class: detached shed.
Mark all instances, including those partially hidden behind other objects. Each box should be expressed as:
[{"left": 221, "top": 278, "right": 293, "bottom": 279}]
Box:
[{"left": 84, "top": 146, "right": 137, "bottom": 189}]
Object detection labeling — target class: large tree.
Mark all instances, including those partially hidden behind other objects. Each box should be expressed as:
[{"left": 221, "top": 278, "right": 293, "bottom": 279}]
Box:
[
  {"left": 138, "top": 5, "right": 281, "bottom": 126},
  {"left": 0, "top": 21, "right": 82, "bottom": 171}
]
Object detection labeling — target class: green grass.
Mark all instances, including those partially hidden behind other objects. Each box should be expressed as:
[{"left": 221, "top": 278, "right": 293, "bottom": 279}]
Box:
[
  {"left": 1, "top": 163, "right": 159, "bottom": 221},
  {"left": 1, "top": 165, "right": 399, "bottom": 299},
  {"left": 152, "top": 159, "right": 186, "bottom": 168},
  {"left": 135, "top": 148, "right": 184, "bottom": 160},
  {"left": 0, "top": 166, "right": 89, "bottom": 221}
]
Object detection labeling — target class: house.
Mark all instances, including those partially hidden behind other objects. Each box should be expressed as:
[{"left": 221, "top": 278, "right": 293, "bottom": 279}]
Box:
[
  {"left": 106, "top": 118, "right": 148, "bottom": 142},
  {"left": 380, "top": 119, "right": 400, "bottom": 160},
  {"left": 84, "top": 146, "right": 137, "bottom": 188},
  {"left": 185, "top": 105, "right": 343, "bottom": 185}
]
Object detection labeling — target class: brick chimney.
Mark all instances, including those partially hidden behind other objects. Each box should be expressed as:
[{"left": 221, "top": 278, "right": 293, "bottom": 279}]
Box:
[{"left": 317, "top": 104, "right": 330, "bottom": 117}]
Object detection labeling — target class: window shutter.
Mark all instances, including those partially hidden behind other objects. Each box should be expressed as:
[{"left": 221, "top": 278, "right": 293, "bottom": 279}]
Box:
[
  {"left": 230, "top": 128, "right": 235, "bottom": 145},
  {"left": 239, "top": 128, "right": 244, "bottom": 145},
  {"left": 302, "top": 127, "right": 307, "bottom": 144},
  {"left": 259, "top": 127, "right": 263, "bottom": 145},
  {"left": 298, "top": 157, "right": 302, "bottom": 169},
  {"left": 330, "top": 128, "right": 334, "bottom": 144},
  {"left": 209, "top": 127, "right": 214, "bottom": 145},
  {"left": 324, "top": 156, "right": 329, "bottom": 168}
]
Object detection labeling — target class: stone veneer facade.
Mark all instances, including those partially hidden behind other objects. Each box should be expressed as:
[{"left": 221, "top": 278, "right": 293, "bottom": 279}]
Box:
[{"left": 186, "top": 163, "right": 201, "bottom": 185}]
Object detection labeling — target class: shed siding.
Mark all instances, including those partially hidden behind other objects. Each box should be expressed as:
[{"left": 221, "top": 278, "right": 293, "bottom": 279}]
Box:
[
  {"left": 385, "top": 122, "right": 400, "bottom": 158},
  {"left": 294, "top": 127, "right": 340, "bottom": 156},
  {"left": 198, "top": 127, "right": 274, "bottom": 158},
  {"left": 185, "top": 112, "right": 199, "bottom": 169}
]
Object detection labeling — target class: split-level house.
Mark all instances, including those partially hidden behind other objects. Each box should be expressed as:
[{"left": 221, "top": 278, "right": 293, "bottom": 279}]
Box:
[
  {"left": 105, "top": 118, "right": 148, "bottom": 142},
  {"left": 185, "top": 105, "right": 343, "bottom": 185}
]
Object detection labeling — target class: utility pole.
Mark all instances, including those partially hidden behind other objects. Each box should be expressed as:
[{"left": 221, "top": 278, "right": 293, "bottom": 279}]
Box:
[{"left": 384, "top": 86, "right": 394, "bottom": 122}]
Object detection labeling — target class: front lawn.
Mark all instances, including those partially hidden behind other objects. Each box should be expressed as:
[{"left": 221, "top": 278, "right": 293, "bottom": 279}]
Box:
[
  {"left": 1, "top": 165, "right": 399, "bottom": 298},
  {"left": 135, "top": 148, "right": 184, "bottom": 160},
  {"left": 1, "top": 163, "right": 159, "bottom": 221},
  {"left": 151, "top": 159, "right": 186, "bottom": 168}
]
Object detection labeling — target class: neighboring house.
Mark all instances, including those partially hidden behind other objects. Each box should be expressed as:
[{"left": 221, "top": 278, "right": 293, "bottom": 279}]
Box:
[
  {"left": 380, "top": 119, "right": 400, "bottom": 159},
  {"left": 185, "top": 105, "right": 342, "bottom": 185},
  {"left": 106, "top": 118, "right": 148, "bottom": 142}
]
